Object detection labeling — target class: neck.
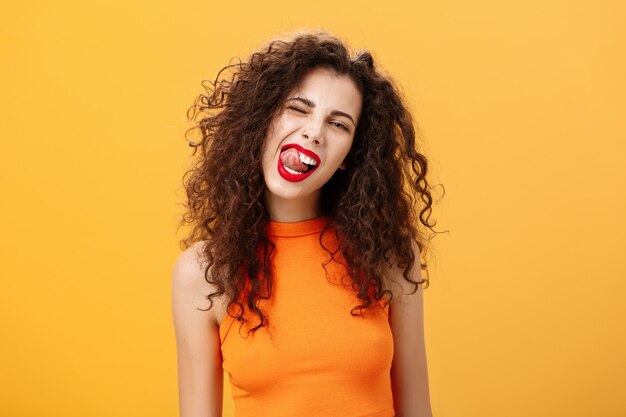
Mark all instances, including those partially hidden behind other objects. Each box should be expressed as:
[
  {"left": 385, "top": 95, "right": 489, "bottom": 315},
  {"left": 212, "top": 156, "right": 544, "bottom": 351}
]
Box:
[{"left": 264, "top": 190, "right": 322, "bottom": 222}]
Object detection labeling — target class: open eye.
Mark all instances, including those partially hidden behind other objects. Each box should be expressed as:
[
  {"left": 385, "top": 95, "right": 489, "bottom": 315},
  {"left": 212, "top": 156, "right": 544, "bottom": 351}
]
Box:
[{"left": 331, "top": 121, "right": 349, "bottom": 131}]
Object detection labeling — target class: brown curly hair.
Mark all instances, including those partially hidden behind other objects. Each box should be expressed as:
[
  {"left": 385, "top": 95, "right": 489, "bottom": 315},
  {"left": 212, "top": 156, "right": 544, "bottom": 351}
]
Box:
[{"left": 178, "top": 29, "right": 444, "bottom": 336}]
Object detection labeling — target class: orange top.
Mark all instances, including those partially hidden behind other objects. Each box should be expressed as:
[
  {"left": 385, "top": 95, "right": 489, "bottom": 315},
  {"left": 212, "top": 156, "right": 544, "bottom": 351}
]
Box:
[{"left": 219, "top": 215, "right": 395, "bottom": 417}]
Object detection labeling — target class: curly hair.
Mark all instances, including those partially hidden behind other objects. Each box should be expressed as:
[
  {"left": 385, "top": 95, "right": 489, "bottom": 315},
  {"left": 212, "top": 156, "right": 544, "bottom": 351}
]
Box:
[{"left": 178, "top": 29, "right": 444, "bottom": 336}]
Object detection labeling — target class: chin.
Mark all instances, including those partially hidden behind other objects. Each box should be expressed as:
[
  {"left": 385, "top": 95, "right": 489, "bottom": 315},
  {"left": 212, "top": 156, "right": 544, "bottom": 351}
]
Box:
[{"left": 267, "top": 185, "right": 313, "bottom": 200}]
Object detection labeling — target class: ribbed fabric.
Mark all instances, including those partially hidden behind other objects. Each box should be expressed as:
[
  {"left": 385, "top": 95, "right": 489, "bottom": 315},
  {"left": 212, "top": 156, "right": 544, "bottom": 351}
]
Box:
[{"left": 219, "top": 215, "right": 395, "bottom": 417}]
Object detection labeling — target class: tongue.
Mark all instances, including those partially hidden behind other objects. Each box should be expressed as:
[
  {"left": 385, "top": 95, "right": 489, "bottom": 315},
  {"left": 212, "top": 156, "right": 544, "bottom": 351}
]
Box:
[{"left": 280, "top": 148, "right": 308, "bottom": 172}]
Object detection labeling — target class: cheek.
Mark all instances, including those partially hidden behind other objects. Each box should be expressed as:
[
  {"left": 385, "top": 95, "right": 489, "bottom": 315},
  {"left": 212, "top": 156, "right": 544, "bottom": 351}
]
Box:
[
  {"left": 264, "top": 119, "right": 284, "bottom": 146},
  {"left": 262, "top": 117, "right": 301, "bottom": 162},
  {"left": 323, "top": 143, "right": 352, "bottom": 171},
  {"left": 261, "top": 130, "right": 280, "bottom": 162},
  {"left": 337, "top": 139, "right": 354, "bottom": 160}
]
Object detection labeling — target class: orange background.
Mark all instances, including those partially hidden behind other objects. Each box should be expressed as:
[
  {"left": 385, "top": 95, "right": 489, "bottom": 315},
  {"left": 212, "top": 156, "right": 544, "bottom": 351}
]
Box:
[{"left": 1, "top": 1, "right": 624, "bottom": 416}]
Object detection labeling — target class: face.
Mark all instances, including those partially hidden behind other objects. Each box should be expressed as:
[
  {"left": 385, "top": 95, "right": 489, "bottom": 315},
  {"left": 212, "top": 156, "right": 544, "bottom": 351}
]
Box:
[{"left": 261, "top": 66, "right": 363, "bottom": 220}]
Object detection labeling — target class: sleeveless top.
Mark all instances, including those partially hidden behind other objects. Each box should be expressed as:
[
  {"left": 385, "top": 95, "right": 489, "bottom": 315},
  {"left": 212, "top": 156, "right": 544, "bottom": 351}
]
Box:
[{"left": 219, "top": 215, "right": 395, "bottom": 417}]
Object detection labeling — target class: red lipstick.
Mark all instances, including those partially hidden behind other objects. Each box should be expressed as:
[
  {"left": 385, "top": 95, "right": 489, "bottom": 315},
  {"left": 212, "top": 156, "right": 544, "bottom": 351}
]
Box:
[{"left": 277, "top": 143, "right": 321, "bottom": 182}]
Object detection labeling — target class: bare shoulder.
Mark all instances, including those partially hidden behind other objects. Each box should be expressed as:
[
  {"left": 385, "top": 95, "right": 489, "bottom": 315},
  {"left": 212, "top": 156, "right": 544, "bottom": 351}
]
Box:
[
  {"left": 384, "top": 239, "right": 424, "bottom": 306},
  {"left": 171, "top": 241, "right": 219, "bottom": 323},
  {"left": 172, "top": 241, "right": 206, "bottom": 280},
  {"left": 171, "top": 241, "right": 225, "bottom": 417},
  {"left": 386, "top": 240, "right": 432, "bottom": 416}
]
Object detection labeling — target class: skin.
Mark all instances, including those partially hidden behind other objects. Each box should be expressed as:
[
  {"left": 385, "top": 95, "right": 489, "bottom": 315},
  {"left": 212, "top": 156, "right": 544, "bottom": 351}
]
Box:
[
  {"left": 261, "top": 66, "right": 362, "bottom": 222},
  {"left": 386, "top": 242, "right": 434, "bottom": 417},
  {"left": 172, "top": 66, "right": 433, "bottom": 417}
]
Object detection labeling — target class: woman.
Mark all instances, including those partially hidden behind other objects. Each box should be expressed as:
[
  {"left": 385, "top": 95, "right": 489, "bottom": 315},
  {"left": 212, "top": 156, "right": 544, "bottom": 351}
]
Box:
[{"left": 172, "top": 29, "right": 441, "bottom": 417}]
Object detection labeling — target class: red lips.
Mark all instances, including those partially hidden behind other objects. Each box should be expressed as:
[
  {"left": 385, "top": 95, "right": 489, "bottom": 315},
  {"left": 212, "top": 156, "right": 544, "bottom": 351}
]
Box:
[{"left": 277, "top": 143, "right": 321, "bottom": 182}]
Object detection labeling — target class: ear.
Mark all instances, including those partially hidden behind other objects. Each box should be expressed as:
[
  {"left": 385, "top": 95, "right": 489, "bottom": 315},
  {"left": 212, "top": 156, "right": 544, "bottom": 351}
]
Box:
[{"left": 339, "top": 160, "right": 347, "bottom": 170}]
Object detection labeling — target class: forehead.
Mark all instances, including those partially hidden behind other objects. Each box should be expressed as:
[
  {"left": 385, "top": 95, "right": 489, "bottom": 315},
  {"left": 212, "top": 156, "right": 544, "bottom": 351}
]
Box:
[{"left": 288, "top": 67, "right": 363, "bottom": 117}]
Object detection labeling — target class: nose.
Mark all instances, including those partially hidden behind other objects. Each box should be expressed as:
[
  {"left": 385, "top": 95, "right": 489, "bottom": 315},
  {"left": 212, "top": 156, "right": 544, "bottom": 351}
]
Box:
[{"left": 301, "top": 119, "right": 324, "bottom": 145}]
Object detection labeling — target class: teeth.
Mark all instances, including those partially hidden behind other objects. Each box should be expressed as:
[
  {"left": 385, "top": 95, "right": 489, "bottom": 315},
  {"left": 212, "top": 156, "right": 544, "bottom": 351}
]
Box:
[
  {"left": 283, "top": 164, "right": 304, "bottom": 175},
  {"left": 298, "top": 152, "right": 317, "bottom": 166}
]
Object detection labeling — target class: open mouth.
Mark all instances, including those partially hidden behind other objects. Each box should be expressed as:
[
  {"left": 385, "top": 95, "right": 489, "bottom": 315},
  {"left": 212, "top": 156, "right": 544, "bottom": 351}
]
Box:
[{"left": 277, "top": 144, "right": 321, "bottom": 182}]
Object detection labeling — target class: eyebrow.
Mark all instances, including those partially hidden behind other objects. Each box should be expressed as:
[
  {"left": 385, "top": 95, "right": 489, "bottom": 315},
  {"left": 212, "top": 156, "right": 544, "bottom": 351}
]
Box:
[{"left": 285, "top": 97, "right": 356, "bottom": 126}]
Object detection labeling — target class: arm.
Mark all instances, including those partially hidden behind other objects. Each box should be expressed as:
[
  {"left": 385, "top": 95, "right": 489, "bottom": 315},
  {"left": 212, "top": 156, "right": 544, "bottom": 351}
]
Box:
[
  {"left": 171, "top": 242, "right": 223, "bottom": 417},
  {"left": 388, "top": 241, "right": 433, "bottom": 417}
]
